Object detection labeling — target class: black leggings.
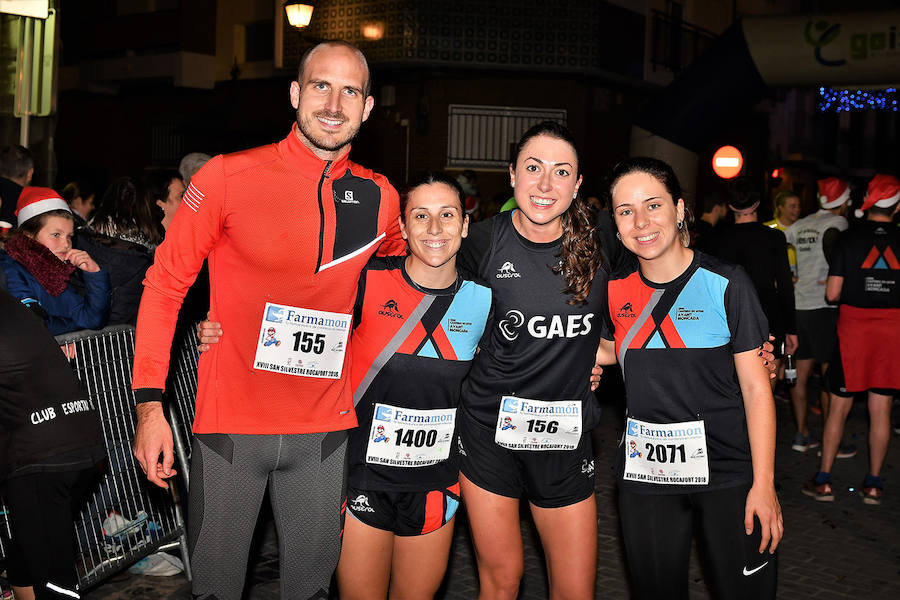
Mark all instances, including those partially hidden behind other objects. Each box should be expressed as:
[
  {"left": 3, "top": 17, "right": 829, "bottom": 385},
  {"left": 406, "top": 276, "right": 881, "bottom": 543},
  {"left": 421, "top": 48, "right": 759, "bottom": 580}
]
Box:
[
  {"left": 619, "top": 483, "right": 777, "bottom": 600},
  {"left": 4, "top": 467, "right": 99, "bottom": 599}
]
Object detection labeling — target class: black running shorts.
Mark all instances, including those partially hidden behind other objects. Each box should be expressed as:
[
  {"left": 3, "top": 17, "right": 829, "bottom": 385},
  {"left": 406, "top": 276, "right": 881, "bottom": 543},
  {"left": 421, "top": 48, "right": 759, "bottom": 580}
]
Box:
[
  {"left": 795, "top": 308, "right": 838, "bottom": 362},
  {"left": 345, "top": 483, "right": 460, "bottom": 536},
  {"left": 457, "top": 408, "right": 595, "bottom": 508}
]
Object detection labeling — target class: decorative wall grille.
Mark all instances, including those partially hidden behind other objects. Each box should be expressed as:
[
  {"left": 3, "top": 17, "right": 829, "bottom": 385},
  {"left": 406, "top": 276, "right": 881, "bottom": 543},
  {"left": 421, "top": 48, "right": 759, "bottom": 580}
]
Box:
[{"left": 446, "top": 105, "right": 566, "bottom": 169}]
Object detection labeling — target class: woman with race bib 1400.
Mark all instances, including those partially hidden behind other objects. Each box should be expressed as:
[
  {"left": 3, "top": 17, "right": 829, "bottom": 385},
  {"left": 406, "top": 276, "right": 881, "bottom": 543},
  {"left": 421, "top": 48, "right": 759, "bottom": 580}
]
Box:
[{"left": 596, "top": 157, "right": 783, "bottom": 600}]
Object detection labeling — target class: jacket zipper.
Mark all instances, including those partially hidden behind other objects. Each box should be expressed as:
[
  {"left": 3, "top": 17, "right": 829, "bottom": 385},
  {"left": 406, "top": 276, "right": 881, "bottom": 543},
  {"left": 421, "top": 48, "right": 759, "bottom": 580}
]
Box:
[{"left": 315, "top": 160, "right": 333, "bottom": 272}]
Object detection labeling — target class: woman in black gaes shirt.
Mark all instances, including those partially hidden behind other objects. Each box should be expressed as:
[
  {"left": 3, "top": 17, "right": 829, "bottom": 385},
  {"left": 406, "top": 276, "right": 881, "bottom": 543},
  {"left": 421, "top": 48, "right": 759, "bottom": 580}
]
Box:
[{"left": 707, "top": 178, "right": 798, "bottom": 375}]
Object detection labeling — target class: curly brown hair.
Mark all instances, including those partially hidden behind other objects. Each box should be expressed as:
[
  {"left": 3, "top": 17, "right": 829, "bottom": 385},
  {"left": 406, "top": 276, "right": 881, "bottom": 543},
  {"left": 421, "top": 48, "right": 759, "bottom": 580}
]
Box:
[{"left": 511, "top": 121, "right": 603, "bottom": 305}]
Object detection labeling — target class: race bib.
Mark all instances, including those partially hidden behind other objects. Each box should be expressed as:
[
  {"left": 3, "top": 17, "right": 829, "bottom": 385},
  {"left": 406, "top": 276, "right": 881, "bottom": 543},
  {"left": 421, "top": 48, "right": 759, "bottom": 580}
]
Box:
[
  {"left": 253, "top": 302, "right": 351, "bottom": 379},
  {"left": 494, "top": 396, "right": 582, "bottom": 451},
  {"left": 623, "top": 417, "right": 709, "bottom": 485},
  {"left": 366, "top": 404, "right": 456, "bottom": 467}
]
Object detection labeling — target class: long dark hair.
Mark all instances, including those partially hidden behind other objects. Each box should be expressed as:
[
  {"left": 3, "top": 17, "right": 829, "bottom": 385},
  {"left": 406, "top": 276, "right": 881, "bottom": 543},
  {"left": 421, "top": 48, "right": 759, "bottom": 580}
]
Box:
[
  {"left": 512, "top": 121, "right": 602, "bottom": 305},
  {"left": 90, "top": 176, "right": 163, "bottom": 246},
  {"left": 609, "top": 157, "right": 691, "bottom": 247}
]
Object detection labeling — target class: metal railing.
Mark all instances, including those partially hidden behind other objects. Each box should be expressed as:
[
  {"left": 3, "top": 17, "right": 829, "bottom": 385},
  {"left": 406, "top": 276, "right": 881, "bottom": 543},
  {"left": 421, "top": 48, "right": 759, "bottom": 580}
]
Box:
[{"left": 0, "top": 325, "right": 194, "bottom": 589}]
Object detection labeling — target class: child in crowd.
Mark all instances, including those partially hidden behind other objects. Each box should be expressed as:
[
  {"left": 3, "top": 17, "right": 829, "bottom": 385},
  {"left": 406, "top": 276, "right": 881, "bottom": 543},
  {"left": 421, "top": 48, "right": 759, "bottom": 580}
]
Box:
[{"left": 1, "top": 187, "right": 109, "bottom": 334}]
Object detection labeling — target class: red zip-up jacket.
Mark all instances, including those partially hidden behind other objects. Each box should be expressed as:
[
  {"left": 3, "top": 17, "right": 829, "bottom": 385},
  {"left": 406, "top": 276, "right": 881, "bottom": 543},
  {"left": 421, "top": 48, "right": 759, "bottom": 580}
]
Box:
[{"left": 132, "top": 125, "right": 404, "bottom": 434}]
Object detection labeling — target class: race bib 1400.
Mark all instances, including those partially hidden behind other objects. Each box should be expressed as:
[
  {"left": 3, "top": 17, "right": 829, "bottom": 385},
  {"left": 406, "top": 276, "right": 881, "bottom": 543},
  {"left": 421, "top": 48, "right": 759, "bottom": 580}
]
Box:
[{"left": 366, "top": 404, "right": 456, "bottom": 467}]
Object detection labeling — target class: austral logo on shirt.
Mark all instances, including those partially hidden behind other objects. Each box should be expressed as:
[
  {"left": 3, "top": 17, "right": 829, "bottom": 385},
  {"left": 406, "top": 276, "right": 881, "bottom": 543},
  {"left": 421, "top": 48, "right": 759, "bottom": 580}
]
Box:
[
  {"left": 378, "top": 299, "right": 404, "bottom": 319},
  {"left": 496, "top": 261, "right": 522, "bottom": 279},
  {"left": 617, "top": 302, "right": 636, "bottom": 318}
]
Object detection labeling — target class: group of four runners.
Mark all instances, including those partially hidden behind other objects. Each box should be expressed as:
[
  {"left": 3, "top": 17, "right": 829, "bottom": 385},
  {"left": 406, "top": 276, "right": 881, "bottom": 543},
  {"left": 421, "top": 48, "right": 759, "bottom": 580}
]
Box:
[{"left": 133, "top": 40, "right": 781, "bottom": 600}]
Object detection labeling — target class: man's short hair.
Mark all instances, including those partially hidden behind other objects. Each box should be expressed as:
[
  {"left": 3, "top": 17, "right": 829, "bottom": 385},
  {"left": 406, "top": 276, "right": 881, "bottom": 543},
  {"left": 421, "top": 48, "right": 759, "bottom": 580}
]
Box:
[
  {"left": 773, "top": 189, "right": 799, "bottom": 209},
  {"left": 0, "top": 145, "right": 33, "bottom": 180},
  {"left": 869, "top": 203, "right": 898, "bottom": 217},
  {"left": 179, "top": 152, "right": 212, "bottom": 187},
  {"left": 296, "top": 41, "right": 371, "bottom": 97},
  {"left": 698, "top": 190, "right": 727, "bottom": 215}
]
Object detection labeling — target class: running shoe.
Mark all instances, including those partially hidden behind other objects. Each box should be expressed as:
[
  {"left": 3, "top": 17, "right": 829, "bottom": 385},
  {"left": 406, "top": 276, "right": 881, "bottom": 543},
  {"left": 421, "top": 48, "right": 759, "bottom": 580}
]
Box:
[
  {"left": 802, "top": 477, "right": 834, "bottom": 502},
  {"left": 859, "top": 474, "right": 883, "bottom": 506},
  {"left": 791, "top": 432, "right": 820, "bottom": 453},
  {"left": 817, "top": 443, "right": 858, "bottom": 459}
]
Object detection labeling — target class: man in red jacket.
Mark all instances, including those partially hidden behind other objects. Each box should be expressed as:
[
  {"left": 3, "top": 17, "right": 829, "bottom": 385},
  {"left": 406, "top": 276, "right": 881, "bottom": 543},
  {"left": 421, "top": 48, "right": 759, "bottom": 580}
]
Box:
[{"left": 131, "top": 41, "right": 404, "bottom": 599}]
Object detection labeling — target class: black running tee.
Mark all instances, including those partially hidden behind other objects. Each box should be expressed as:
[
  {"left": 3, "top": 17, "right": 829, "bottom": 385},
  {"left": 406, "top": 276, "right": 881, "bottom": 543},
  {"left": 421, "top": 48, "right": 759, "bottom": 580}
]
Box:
[
  {"left": 829, "top": 221, "right": 900, "bottom": 309},
  {"left": 348, "top": 256, "right": 491, "bottom": 492},
  {"left": 458, "top": 211, "right": 608, "bottom": 430},
  {"left": 605, "top": 252, "right": 768, "bottom": 494}
]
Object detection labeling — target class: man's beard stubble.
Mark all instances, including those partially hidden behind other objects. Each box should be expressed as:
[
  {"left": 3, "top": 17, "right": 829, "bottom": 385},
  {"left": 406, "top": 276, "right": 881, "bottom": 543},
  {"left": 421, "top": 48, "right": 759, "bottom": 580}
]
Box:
[{"left": 296, "top": 109, "right": 361, "bottom": 153}]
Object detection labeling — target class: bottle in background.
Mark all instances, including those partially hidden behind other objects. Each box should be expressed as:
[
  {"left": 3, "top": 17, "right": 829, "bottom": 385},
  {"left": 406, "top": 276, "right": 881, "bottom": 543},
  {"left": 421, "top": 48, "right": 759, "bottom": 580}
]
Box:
[{"left": 783, "top": 341, "right": 797, "bottom": 387}]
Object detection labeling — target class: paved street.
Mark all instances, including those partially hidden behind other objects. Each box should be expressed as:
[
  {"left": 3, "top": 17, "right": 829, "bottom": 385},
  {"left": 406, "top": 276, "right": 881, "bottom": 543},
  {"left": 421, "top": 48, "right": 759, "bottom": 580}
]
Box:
[{"left": 84, "top": 382, "right": 900, "bottom": 599}]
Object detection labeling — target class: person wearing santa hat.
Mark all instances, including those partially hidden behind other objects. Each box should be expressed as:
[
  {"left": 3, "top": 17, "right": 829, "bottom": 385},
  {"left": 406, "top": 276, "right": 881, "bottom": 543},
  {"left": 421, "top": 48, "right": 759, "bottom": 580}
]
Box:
[
  {"left": 0, "top": 186, "right": 109, "bottom": 335},
  {"left": 803, "top": 174, "right": 900, "bottom": 505},
  {"left": 784, "top": 178, "right": 850, "bottom": 454}
]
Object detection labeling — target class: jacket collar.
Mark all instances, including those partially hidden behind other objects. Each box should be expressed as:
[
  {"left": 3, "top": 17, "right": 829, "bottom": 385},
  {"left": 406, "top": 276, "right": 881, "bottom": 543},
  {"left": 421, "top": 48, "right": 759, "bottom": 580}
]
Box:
[{"left": 279, "top": 123, "right": 351, "bottom": 180}]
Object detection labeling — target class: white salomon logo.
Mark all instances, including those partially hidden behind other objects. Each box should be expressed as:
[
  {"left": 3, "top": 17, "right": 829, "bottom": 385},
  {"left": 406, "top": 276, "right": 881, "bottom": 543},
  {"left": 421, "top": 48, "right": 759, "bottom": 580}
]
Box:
[
  {"left": 341, "top": 190, "right": 359, "bottom": 204},
  {"left": 496, "top": 261, "right": 522, "bottom": 279},
  {"left": 742, "top": 562, "right": 768, "bottom": 576}
]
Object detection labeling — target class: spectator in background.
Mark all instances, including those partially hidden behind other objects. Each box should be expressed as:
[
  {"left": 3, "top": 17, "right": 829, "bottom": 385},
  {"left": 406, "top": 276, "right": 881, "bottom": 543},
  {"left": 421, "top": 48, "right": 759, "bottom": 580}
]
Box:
[
  {"left": 804, "top": 174, "right": 900, "bottom": 505},
  {"left": 784, "top": 178, "right": 850, "bottom": 454},
  {"left": 147, "top": 169, "right": 208, "bottom": 324},
  {"left": 0, "top": 145, "right": 34, "bottom": 229},
  {"left": 765, "top": 190, "right": 801, "bottom": 280},
  {"left": 59, "top": 181, "right": 96, "bottom": 227},
  {"left": 89, "top": 176, "right": 163, "bottom": 250},
  {"left": 77, "top": 177, "right": 162, "bottom": 326},
  {"left": 706, "top": 178, "right": 797, "bottom": 390},
  {"left": 178, "top": 152, "right": 211, "bottom": 189},
  {"left": 0, "top": 288, "right": 105, "bottom": 600},
  {"left": 0, "top": 187, "right": 109, "bottom": 335},
  {"left": 146, "top": 170, "right": 185, "bottom": 232},
  {"left": 690, "top": 190, "right": 727, "bottom": 252},
  {"left": 457, "top": 169, "right": 482, "bottom": 219}
]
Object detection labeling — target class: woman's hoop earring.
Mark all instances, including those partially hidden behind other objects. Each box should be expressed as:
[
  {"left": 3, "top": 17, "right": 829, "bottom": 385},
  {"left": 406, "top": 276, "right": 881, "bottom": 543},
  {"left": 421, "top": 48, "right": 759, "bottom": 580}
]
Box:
[
  {"left": 616, "top": 232, "right": 621, "bottom": 241},
  {"left": 677, "top": 220, "right": 685, "bottom": 231}
]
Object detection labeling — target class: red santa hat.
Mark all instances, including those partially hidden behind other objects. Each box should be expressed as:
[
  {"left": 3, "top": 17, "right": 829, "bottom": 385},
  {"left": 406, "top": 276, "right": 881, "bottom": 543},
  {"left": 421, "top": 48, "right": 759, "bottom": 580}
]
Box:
[
  {"left": 15, "top": 186, "right": 72, "bottom": 225},
  {"left": 856, "top": 174, "right": 900, "bottom": 217},
  {"left": 817, "top": 177, "right": 850, "bottom": 209}
]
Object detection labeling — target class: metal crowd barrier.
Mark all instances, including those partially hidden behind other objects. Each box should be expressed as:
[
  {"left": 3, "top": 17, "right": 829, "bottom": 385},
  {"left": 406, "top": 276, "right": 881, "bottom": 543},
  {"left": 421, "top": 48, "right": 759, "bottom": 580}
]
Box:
[
  {"left": 0, "top": 325, "right": 193, "bottom": 589},
  {"left": 167, "top": 323, "right": 201, "bottom": 489}
]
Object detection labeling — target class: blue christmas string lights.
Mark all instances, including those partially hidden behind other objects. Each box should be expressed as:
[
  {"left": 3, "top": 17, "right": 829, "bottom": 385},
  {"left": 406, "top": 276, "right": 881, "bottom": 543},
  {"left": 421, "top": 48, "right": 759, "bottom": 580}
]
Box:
[{"left": 818, "top": 87, "right": 899, "bottom": 112}]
